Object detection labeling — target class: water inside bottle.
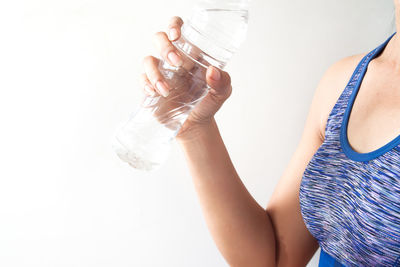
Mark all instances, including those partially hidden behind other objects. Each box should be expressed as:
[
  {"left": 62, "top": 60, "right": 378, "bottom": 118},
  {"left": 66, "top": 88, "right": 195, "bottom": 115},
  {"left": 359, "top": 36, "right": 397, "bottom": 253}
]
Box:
[{"left": 114, "top": 59, "right": 209, "bottom": 171}]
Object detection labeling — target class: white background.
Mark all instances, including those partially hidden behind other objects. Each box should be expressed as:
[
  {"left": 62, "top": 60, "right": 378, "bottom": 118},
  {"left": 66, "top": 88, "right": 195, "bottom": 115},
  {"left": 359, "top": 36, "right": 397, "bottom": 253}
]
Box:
[{"left": 0, "top": 0, "right": 395, "bottom": 266}]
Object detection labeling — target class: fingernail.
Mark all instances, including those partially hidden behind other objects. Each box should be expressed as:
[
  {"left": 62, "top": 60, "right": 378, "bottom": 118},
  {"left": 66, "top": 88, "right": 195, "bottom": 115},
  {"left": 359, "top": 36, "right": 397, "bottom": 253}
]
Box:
[
  {"left": 168, "top": 28, "right": 179, "bottom": 40},
  {"left": 156, "top": 81, "right": 169, "bottom": 97},
  {"left": 168, "top": 51, "right": 183, "bottom": 67},
  {"left": 210, "top": 67, "right": 220, "bottom": 81},
  {"left": 144, "top": 84, "right": 155, "bottom": 96}
]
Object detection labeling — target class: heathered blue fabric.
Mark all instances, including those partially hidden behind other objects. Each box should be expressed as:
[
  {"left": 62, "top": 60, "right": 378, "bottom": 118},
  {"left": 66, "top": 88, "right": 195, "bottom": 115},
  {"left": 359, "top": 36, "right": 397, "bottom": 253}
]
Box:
[{"left": 299, "top": 33, "right": 400, "bottom": 267}]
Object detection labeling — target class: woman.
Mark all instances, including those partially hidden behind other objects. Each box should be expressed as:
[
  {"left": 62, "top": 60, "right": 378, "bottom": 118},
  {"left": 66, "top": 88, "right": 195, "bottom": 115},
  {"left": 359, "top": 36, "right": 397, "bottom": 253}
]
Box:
[{"left": 139, "top": 1, "right": 400, "bottom": 266}]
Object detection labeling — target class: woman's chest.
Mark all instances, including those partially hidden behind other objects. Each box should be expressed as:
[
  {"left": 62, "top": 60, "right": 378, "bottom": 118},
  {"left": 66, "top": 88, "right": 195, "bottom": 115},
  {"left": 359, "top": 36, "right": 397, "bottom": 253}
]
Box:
[
  {"left": 299, "top": 143, "right": 400, "bottom": 266},
  {"left": 347, "top": 62, "right": 400, "bottom": 154}
]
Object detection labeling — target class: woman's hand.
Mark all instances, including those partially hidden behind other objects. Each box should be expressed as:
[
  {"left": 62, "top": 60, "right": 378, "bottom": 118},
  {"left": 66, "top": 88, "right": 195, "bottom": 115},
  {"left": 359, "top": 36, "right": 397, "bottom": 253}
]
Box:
[{"left": 140, "top": 16, "right": 233, "bottom": 140}]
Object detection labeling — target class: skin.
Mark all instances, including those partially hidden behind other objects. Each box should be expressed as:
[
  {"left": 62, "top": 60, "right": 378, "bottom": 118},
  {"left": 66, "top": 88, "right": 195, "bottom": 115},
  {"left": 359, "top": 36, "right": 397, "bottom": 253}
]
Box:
[
  {"left": 346, "top": 1, "right": 400, "bottom": 154},
  {"left": 140, "top": 1, "right": 400, "bottom": 265}
]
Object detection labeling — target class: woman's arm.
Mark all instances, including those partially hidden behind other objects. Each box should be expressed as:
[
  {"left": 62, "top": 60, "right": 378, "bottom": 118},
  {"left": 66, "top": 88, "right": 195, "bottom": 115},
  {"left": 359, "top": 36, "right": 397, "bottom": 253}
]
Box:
[{"left": 177, "top": 119, "right": 276, "bottom": 267}]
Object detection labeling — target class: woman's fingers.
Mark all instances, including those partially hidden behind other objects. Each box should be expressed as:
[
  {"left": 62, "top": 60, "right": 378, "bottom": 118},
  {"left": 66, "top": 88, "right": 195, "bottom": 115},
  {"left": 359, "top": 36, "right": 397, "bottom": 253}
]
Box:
[
  {"left": 167, "top": 16, "right": 184, "bottom": 41},
  {"left": 206, "top": 66, "right": 232, "bottom": 100},
  {"left": 153, "top": 31, "right": 183, "bottom": 67},
  {"left": 140, "top": 73, "right": 156, "bottom": 97},
  {"left": 151, "top": 16, "right": 184, "bottom": 68},
  {"left": 142, "top": 55, "right": 170, "bottom": 97}
]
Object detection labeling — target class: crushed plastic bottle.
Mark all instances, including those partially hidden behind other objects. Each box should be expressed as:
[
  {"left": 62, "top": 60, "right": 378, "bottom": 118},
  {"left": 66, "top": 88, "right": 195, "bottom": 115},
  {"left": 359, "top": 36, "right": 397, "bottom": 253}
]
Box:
[{"left": 113, "top": 0, "right": 250, "bottom": 171}]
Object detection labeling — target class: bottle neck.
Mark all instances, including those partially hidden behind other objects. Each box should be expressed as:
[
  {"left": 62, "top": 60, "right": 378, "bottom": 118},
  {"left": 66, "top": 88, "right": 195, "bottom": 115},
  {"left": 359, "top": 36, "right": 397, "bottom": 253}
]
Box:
[{"left": 172, "top": 22, "right": 230, "bottom": 70}]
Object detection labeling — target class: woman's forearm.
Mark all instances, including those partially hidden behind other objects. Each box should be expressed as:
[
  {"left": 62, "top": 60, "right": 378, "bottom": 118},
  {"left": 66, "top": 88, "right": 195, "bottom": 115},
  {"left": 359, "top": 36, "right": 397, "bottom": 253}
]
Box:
[{"left": 177, "top": 118, "right": 276, "bottom": 267}]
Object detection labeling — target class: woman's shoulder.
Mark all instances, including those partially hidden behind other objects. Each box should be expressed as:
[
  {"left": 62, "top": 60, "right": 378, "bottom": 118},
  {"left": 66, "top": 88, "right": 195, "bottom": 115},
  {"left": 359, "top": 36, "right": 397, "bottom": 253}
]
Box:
[
  {"left": 327, "top": 53, "right": 366, "bottom": 77},
  {"left": 319, "top": 53, "right": 366, "bottom": 96},
  {"left": 313, "top": 53, "right": 366, "bottom": 140}
]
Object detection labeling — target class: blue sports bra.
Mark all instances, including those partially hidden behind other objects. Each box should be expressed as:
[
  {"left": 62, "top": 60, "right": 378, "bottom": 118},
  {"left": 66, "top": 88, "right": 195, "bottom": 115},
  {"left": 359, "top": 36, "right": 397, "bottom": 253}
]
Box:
[{"left": 299, "top": 32, "right": 400, "bottom": 266}]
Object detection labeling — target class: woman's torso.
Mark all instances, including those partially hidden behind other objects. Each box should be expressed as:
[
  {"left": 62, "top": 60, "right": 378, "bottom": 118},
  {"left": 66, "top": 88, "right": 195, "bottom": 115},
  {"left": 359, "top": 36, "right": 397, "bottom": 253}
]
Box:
[{"left": 300, "top": 33, "right": 400, "bottom": 266}]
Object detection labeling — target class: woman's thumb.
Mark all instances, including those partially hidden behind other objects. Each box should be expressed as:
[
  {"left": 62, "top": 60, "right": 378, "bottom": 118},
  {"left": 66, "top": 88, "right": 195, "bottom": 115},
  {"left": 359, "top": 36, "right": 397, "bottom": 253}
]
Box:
[{"left": 206, "top": 66, "right": 232, "bottom": 97}]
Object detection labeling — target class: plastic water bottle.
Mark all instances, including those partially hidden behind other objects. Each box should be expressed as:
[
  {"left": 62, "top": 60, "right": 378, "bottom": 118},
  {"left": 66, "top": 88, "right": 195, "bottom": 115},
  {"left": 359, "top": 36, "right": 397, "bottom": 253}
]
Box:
[{"left": 113, "top": 0, "right": 250, "bottom": 171}]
